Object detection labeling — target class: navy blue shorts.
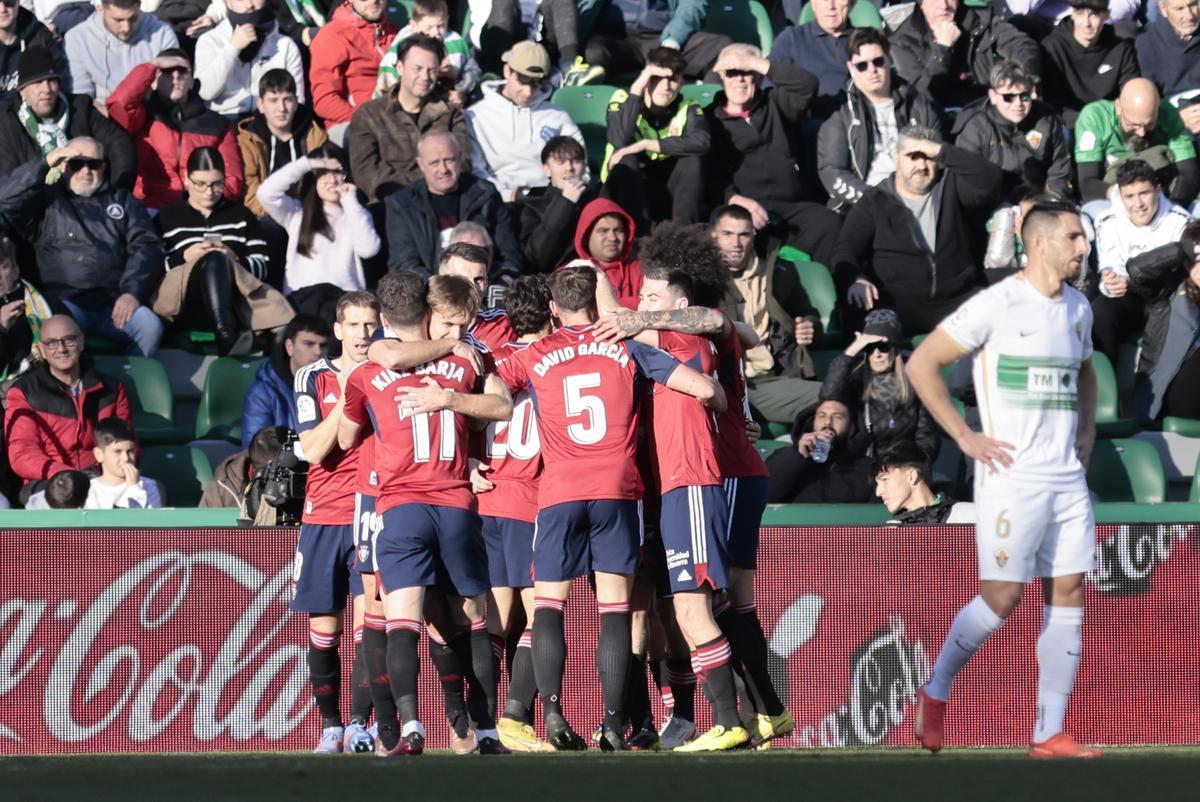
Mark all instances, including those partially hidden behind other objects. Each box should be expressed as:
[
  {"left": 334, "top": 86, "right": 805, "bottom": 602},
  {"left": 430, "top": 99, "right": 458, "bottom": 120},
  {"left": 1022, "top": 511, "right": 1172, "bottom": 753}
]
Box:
[
  {"left": 375, "top": 504, "right": 489, "bottom": 599},
  {"left": 658, "top": 485, "right": 730, "bottom": 594},
  {"left": 724, "top": 476, "right": 768, "bottom": 569},
  {"left": 482, "top": 515, "right": 534, "bottom": 589},
  {"left": 533, "top": 499, "right": 642, "bottom": 582},
  {"left": 290, "top": 523, "right": 356, "bottom": 613},
  {"left": 353, "top": 493, "right": 380, "bottom": 574}
]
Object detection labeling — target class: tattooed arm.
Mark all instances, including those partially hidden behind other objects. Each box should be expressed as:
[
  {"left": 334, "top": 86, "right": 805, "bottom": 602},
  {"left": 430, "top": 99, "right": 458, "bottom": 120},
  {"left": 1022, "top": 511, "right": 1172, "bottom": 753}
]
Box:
[{"left": 594, "top": 306, "right": 731, "bottom": 343}]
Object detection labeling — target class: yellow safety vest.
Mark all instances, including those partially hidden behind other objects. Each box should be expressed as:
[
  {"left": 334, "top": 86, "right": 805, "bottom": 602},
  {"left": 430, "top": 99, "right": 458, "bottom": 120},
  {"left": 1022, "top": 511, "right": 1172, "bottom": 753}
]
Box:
[{"left": 600, "top": 91, "right": 697, "bottom": 183}]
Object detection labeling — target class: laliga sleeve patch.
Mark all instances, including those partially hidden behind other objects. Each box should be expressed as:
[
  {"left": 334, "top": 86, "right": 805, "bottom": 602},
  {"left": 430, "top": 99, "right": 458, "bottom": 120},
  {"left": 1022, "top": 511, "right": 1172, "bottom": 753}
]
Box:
[
  {"left": 297, "top": 394, "right": 317, "bottom": 423},
  {"left": 1078, "top": 131, "right": 1096, "bottom": 152}
]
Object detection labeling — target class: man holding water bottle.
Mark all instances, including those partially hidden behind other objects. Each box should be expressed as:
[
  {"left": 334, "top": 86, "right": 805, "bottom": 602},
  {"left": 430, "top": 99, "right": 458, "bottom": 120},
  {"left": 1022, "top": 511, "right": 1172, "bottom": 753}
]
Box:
[{"left": 763, "top": 397, "right": 876, "bottom": 503}]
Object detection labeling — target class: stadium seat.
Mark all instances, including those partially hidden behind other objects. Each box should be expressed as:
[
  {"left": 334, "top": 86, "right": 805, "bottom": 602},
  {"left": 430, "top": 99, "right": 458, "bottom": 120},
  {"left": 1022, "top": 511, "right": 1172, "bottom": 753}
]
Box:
[
  {"left": 1163, "top": 416, "right": 1200, "bottom": 437},
  {"left": 195, "top": 357, "right": 265, "bottom": 443},
  {"left": 797, "top": 0, "right": 884, "bottom": 28},
  {"left": 703, "top": 0, "right": 774, "bottom": 55},
  {"left": 681, "top": 83, "right": 720, "bottom": 108},
  {"left": 1086, "top": 438, "right": 1166, "bottom": 503},
  {"left": 138, "top": 445, "right": 213, "bottom": 507},
  {"left": 92, "top": 356, "right": 191, "bottom": 445},
  {"left": 551, "top": 85, "right": 618, "bottom": 169},
  {"left": 789, "top": 259, "right": 845, "bottom": 347},
  {"left": 1092, "top": 351, "right": 1137, "bottom": 437},
  {"left": 387, "top": 0, "right": 411, "bottom": 26}
]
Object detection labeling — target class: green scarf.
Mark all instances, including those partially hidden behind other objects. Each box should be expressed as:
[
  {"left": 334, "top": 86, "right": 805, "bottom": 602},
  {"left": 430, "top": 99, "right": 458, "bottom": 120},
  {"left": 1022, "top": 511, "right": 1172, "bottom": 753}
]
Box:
[
  {"left": 282, "top": 0, "right": 326, "bottom": 27},
  {"left": 19, "top": 95, "right": 69, "bottom": 183},
  {"left": 0, "top": 280, "right": 53, "bottom": 381}
]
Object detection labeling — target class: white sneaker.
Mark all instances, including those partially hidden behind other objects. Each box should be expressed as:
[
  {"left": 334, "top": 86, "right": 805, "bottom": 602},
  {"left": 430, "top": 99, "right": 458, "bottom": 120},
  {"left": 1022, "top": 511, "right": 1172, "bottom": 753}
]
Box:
[
  {"left": 657, "top": 715, "right": 696, "bottom": 750},
  {"left": 314, "top": 725, "right": 345, "bottom": 754}
]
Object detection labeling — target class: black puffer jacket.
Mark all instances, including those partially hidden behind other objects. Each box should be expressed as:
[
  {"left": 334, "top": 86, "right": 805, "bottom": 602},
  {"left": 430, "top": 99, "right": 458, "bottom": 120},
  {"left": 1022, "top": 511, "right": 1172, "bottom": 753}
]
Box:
[
  {"left": 891, "top": 4, "right": 1040, "bottom": 110},
  {"left": 764, "top": 405, "right": 875, "bottom": 504},
  {"left": 819, "top": 352, "right": 940, "bottom": 459},
  {"left": 816, "top": 79, "right": 945, "bottom": 211},
  {"left": 952, "top": 98, "right": 1073, "bottom": 199},
  {"left": 1128, "top": 242, "right": 1200, "bottom": 422}
]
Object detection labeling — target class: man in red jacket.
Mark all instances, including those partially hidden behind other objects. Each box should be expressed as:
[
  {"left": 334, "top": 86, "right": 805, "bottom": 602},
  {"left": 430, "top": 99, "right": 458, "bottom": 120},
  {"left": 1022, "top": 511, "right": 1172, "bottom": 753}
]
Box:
[
  {"left": 4, "top": 315, "right": 134, "bottom": 503},
  {"left": 571, "top": 197, "right": 642, "bottom": 310},
  {"left": 308, "top": 0, "right": 397, "bottom": 146}
]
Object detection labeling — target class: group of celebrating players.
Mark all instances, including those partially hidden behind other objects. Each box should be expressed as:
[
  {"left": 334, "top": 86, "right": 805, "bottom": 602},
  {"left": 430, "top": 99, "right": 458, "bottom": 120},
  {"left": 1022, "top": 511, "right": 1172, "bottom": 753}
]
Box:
[{"left": 286, "top": 199, "right": 1103, "bottom": 759}]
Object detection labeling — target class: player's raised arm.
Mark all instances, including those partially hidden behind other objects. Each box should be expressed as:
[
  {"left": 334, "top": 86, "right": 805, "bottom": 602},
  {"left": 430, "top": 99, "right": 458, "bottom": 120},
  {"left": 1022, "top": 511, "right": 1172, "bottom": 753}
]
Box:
[
  {"left": 396, "top": 374, "right": 515, "bottom": 423},
  {"left": 296, "top": 380, "right": 345, "bottom": 465},
  {"left": 665, "top": 363, "right": 727, "bottom": 413},
  {"left": 907, "top": 328, "right": 1014, "bottom": 471},
  {"left": 1076, "top": 357, "right": 1097, "bottom": 468},
  {"left": 366, "top": 336, "right": 485, "bottom": 376},
  {"left": 593, "top": 306, "right": 731, "bottom": 344}
]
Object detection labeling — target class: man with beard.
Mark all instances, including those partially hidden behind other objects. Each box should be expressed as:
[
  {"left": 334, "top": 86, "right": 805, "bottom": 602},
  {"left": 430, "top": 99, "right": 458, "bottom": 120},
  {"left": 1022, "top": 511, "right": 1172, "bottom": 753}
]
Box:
[
  {"left": 1074, "top": 77, "right": 1199, "bottom": 206},
  {"left": 764, "top": 397, "right": 874, "bottom": 504}
]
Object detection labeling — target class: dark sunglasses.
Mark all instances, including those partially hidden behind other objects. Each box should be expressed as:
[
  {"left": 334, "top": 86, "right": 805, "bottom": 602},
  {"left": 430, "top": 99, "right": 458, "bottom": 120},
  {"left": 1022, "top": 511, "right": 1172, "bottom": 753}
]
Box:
[
  {"left": 723, "top": 68, "right": 756, "bottom": 78},
  {"left": 0, "top": 0, "right": 18, "bottom": 8},
  {"left": 515, "top": 71, "right": 546, "bottom": 87},
  {"left": 998, "top": 91, "right": 1032, "bottom": 104},
  {"left": 864, "top": 343, "right": 894, "bottom": 356},
  {"left": 851, "top": 55, "right": 887, "bottom": 72},
  {"left": 66, "top": 157, "right": 104, "bottom": 172},
  {"left": 160, "top": 66, "right": 190, "bottom": 77}
]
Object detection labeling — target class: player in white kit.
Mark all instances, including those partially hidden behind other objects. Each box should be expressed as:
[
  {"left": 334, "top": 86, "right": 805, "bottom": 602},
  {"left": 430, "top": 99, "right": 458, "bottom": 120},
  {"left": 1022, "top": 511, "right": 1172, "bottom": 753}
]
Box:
[{"left": 905, "top": 199, "right": 1103, "bottom": 759}]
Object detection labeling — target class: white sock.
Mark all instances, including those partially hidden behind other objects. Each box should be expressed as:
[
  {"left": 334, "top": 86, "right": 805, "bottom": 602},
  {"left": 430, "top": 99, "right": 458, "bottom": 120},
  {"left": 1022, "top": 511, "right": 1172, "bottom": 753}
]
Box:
[
  {"left": 1033, "top": 605, "right": 1083, "bottom": 743},
  {"left": 924, "top": 595, "right": 1005, "bottom": 702}
]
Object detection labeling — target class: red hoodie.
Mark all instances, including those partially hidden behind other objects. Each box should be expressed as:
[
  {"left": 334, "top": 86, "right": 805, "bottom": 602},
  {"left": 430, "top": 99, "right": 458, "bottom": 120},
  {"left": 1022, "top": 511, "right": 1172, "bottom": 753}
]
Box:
[
  {"left": 309, "top": 3, "right": 398, "bottom": 125},
  {"left": 572, "top": 198, "right": 642, "bottom": 310}
]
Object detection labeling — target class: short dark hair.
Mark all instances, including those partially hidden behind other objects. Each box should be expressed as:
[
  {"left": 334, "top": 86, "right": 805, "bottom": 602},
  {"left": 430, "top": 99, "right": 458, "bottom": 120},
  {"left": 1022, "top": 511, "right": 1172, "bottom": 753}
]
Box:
[
  {"left": 646, "top": 46, "right": 687, "bottom": 77},
  {"left": 845, "top": 26, "right": 890, "bottom": 60},
  {"left": 1114, "top": 158, "right": 1161, "bottom": 189},
  {"left": 186, "top": 145, "right": 224, "bottom": 175},
  {"left": 103, "top": 0, "right": 141, "bottom": 9},
  {"left": 549, "top": 265, "right": 597, "bottom": 314},
  {"left": 1020, "top": 197, "right": 1080, "bottom": 243},
  {"left": 336, "top": 291, "right": 381, "bottom": 323},
  {"left": 709, "top": 203, "right": 755, "bottom": 228},
  {"left": 376, "top": 270, "right": 429, "bottom": 327},
  {"left": 541, "top": 134, "right": 586, "bottom": 164},
  {"left": 94, "top": 417, "right": 137, "bottom": 449},
  {"left": 639, "top": 222, "right": 731, "bottom": 308},
  {"left": 283, "top": 313, "right": 333, "bottom": 344},
  {"left": 989, "top": 60, "right": 1035, "bottom": 91},
  {"left": 45, "top": 469, "right": 89, "bottom": 509},
  {"left": 504, "top": 275, "right": 552, "bottom": 336},
  {"left": 396, "top": 33, "right": 446, "bottom": 65},
  {"left": 439, "top": 242, "right": 490, "bottom": 270},
  {"left": 248, "top": 425, "right": 289, "bottom": 468},
  {"left": 258, "top": 68, "right": 297, "bottom": 97},
  {"left": 873, "top": 441, "right": 933, "bottom": 488},
  {"left": 156, "top": 47, "right": 191, "bottom": 66},
  {"left": 427, "top": 274, "right": 480, "bottom": 320}
]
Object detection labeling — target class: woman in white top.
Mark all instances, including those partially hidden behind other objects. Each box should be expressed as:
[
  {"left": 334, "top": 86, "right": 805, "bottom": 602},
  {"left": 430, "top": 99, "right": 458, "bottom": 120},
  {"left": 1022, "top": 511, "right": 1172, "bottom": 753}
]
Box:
[{"left": 256, "top": 144, "right": 381, "bottom": 321}]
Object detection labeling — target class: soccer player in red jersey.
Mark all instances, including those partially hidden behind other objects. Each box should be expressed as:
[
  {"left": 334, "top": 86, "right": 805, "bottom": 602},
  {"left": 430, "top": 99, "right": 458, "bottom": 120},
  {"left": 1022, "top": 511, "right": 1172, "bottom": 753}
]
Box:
[
  {"left": 437, "top": 241, "right": 517, "bottom": 352},
  {"left": 495, "top": 265, "right": 726, "bottom": 751},
  {"left": 471, "top": 276, "right": 556, "bottom": 752},
  {"left": 339, "top": 273, "right": 514, "bottom": 756},
  {"left": 290, "top": 291, "right": 380, "bottom": 754}
]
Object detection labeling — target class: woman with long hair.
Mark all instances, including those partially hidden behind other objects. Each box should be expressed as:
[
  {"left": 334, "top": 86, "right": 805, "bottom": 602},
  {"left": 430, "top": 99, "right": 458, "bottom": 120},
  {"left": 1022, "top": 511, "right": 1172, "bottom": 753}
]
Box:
[
  {"left": 256, "top": 143, "right": 380, "bottom": 321},
  {"left": 152, "top": 146, "right": 292, "bottom": 355}
]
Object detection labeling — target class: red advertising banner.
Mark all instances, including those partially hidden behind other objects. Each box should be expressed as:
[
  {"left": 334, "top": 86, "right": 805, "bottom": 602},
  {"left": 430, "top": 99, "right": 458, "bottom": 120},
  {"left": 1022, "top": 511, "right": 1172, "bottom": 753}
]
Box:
[{"left": 1, "top": 524, "right": 1197, "bottom": 754}]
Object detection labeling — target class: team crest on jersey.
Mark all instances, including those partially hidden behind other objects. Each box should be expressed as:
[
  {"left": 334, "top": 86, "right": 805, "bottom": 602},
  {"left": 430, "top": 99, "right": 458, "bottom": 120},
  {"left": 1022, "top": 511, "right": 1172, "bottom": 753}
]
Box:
[
  {"left": 357, "top": 545, "right": 369, "bottom": 564},
  {"left": 995, "top": 549, "right": 1010, "bottom": 568},
  {"left": 1025, "top": 130, "right": 1043, "bottom": 151},
  {"left": 297, "top": 395, "right": 316, "bottom": 423}
]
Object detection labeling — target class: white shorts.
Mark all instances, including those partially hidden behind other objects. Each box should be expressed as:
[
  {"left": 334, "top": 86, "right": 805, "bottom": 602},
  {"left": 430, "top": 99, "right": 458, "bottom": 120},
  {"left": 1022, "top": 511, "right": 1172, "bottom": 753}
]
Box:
[{"left": 973, "top": 474, "right": 1096, "bottom": 582}]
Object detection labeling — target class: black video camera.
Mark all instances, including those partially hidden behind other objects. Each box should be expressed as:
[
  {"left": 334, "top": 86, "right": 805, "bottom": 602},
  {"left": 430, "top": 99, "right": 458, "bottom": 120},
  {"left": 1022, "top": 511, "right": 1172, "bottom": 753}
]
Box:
[{"left": 242, "top": 430, "right": 308, "bottom": 525}]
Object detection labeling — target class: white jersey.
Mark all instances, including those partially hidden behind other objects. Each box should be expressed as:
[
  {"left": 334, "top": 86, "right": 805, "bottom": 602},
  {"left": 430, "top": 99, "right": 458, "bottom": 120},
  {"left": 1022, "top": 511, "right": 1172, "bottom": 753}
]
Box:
[{"left": 941, "top": 274, "right": 1093, "bottom": 491}]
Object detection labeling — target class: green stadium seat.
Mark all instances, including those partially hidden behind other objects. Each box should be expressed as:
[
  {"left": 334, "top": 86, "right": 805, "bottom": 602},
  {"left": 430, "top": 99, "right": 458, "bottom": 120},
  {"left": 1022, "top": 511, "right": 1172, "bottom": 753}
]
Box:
[
  {"left": 789, "top": 258, "right": 845, "bottom": 347},
  {"left": 83, "top": 336, "right": 123, "bottom": 355},
  {"left": 797, "top": 0, "right": 884, "bottom": 28},
  {"left": 1092, "top": 351, "right": 1137, "bottom": 437},
  {"left": 704, "top": 0, "right": 774, "bottom": 54},
  {"left": 551, "top": 85, "right": 618, "bottom": 169},
  {"left": 681, "top": 83, "right": 721, "bottom": 108},
  {"left": 92, "top": 356, "right": 191, "bottom": 445},
  {"left": 387, "top": 0, "right": 411, "bottom": 26},
  {"left": 139, "top": 445, "right": 213, "bottom": 507},
  {"left": 1086, "top": 438, "right": 1166, "bottom": 503},
  {"left": 1163, "top": 416, "right": 1200, "bottom": 437},
  {"left": 195, "top": 357, "right": 265, "bottom": 443},
  {"left": 778, "top": 246, "right": 809, "bottom": 263}
]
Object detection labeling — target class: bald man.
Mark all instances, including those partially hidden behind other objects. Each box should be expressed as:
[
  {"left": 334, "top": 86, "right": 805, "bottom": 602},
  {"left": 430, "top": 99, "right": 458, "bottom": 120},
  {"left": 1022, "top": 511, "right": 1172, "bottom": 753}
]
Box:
[
  {"left": 1074, "top": 77, "right": 1199, "bottom": 205},
  {"left": 385, "top": 130, "right": 521, "bottom": 278}
]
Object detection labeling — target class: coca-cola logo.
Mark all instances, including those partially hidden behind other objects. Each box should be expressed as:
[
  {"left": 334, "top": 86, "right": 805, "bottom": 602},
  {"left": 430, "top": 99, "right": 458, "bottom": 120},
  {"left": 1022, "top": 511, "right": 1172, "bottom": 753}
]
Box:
[
  {"left": 1092, "top": 525, "right": 1198, "bottom": 596},
  {"left": 1, "top": 551, "right": 311, "bottom": 747}
]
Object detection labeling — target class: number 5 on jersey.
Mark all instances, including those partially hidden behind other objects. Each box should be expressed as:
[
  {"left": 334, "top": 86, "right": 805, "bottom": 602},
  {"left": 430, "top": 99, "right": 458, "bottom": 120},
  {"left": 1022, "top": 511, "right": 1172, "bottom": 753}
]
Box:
[{"left": 564, "top": 372, "right": 607, "bottom": 445}]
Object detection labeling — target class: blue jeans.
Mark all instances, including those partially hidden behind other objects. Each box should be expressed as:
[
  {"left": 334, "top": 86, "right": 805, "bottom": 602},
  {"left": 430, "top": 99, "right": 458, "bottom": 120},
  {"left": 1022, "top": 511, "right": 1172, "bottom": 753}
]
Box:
[{"left": 59, "top": 298, "right": 164, "bottom": 357}]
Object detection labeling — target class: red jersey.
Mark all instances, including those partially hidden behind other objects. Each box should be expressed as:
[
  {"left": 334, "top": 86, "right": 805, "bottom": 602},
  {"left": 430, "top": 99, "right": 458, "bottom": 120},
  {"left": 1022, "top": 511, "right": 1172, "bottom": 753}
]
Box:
[
  {"left": 294, "top": 357, "right": 359, "bottom": 524},
  {"left": 497, "top": 324, "right": 682, "bottom": 508},
  {"left": 342, "top": 355, "right": 481, "bottom": 514},
  {"left": 715, "top": 331, "right": 768, "bottom": 479},
  {"left": 477, "top": 341, "right": 542, "bottom": 523},
  {"left": 647, "top": 332, "right": 722, "bottom": 494},
  {"left": 470, "top": 308, "right": 517, "bottom": 352}
]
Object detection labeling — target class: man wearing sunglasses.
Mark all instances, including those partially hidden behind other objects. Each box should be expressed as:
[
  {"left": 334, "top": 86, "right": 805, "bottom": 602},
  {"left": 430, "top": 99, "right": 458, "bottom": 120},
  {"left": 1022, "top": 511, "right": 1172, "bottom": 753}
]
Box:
[
  {"left": 0, "top": 137, "right": 164, "bottom": 357},
  {"left": 954, "top": 61, "right": 1073, "bottom": 200},
  {"left": 818, "top": 27, "right": 945, "bottom": 212}
]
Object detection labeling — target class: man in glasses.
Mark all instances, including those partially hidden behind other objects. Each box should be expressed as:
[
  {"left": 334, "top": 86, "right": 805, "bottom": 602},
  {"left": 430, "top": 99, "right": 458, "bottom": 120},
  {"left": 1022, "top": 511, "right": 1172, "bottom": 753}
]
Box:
[
  {"left": 4, "top": 314, "right": 135, "bottom": 506},
  {"left": 348, "top": 33, "right": 468, "bottom": 205},
  {"left": 0, "top": 137, "right": 163, "bottom": 357},
  {"left": 65, "top": 0, "right": 179, "bottom": 105},
  {"left": 833, "top": 123, "right": 1002, "bottom": 334},
  {"left": 954, "top": 61, "right": 1073, "bottom": 199},
  {"left": 818, "top": 27, "right": 944, "bottom": 212},
  {"left": 466, "top": 41, "right": 585, "bottom": 204}
]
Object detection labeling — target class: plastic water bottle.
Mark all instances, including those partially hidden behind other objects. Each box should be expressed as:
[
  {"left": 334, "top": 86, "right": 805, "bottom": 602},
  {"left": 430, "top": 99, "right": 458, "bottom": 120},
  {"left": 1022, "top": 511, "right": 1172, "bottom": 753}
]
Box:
[
  {"left": 984, "top": 206, "right": 1016, "bottom": 269},
  {"left": 811, "top": 435, "right": 831, "bottom": 464}
]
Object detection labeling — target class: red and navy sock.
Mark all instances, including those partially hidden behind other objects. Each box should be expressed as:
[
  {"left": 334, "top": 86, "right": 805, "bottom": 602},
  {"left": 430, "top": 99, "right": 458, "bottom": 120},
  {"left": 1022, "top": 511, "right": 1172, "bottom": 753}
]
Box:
[
  {"left": 308, "top": 627, "right": 342, "bottom": 729},
  {"left": 428, "top": 628, "right": 469, "bottom": 738},
  {"left": 666, "top": 657, "right": 697, "bottom": 722},
  {"left": 715, "top": 599, "right": 784, "bottom": 716},
  {"left": 503, "top": 629, "right": 538, "bottom": 722},
  {"left": 362, "top": 614, "right": 398, "bottom": 747},
  {"left": 692, "top": 636, "right": 739, "bottom": 730},
  {"left": 385, "top": 619, "right": 422, "bottom": 724},
  {"left": 531, "top": 597, "right": 566, "bottom": 720},
  {"left": 597, "top": 601, "right": 631, "bottom": 733}
]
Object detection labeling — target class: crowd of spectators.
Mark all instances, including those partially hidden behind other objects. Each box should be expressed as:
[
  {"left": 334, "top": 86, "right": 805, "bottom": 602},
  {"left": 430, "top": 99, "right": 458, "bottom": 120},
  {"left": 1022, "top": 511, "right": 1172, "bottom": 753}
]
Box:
[{"left": 1, "top": 0, "right": 1200, "bottom": 510}]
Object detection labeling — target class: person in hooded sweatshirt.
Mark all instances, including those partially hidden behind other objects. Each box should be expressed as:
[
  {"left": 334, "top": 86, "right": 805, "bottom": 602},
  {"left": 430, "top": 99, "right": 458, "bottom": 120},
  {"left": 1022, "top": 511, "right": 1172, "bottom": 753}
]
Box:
[
  {"left": 466, "top": 40, "right": 584, "bottom": 204},
  {"left": 570, "top": 197, "right": 641, "bottom": 309},
  {"left": 0, "top": 0, "right": 65, "bottom": 94},
  {"left": 1039, "top": 0, "right": 1139, "bottom": 128},
  {"left": 65, "top": 0, "right": 178, "bottom": 104}
]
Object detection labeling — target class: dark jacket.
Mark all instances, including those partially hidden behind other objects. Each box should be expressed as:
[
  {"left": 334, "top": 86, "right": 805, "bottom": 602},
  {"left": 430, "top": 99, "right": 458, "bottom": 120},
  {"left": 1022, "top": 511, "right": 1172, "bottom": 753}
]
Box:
[
  {"left": 765, "top": 406, "right": 875, "bottom": 503},
  {"left": 891, "top": 4, "right": 1040, "bottom": 110},
  {"left": 603, "top": 90, "right": 710, "bottom": 170},
  {"left": 704, "top": 60, "right": 819, "bottom": 207},
  {"left": 0, "top": 9, "right": 67, "bottom": 93},
  {"left": 952, "top": 98, "right": 1073, "bottom": 199},
  {"left": 820, "top": 352, "right": 940, "bottom": 458},
  {"left": 889, "top": 493, "right": 956, "bottom": 524},
  {"left": 769, "top": 21, "right": 851, "bottom": 118},
  {"left": 272, "top": 0, "right": 339, "bottom": 43},
  {"left": 1128, "top": 243, "right": 1200, "bottom": 422},
  {"left": 0, "top": 158, "right": 163, "bottom": 308},
  {"left": 1040, "top": 18, "right": 1138, "bottom": 127},
  {"left": 0, "top": 93, "right": 137, "bottom": 191},
  {"left": 153, "top": 0, "right": 211, "bottom": 36},
  {"left": 516, "top": 184, "right": 594, "bottom": 273},
  {"left": 832, "top": 144, "right": 1002, "bottom": 334},
  {"left": 241, "top": 356, "right": 296, "bottom": 448},
  {"left": 346, "top": 86, "right": 470, "bottom": 203},
  {"left": 3, "top": 359, "right": 133, "bottom": 484},
  {"left": 817, "top": 80, "right": 945, "bottom": 210},
  {"left": 1136, "top": 18, "right": 1200, "bottom": 99},
  {"left": 384, "top": 173, "right": 521, "bottom": 279}
]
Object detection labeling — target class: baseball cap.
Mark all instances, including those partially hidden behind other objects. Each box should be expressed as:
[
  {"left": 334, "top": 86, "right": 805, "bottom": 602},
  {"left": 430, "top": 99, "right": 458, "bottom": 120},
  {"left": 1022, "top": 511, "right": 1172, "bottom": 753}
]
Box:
[
  {"left": 502, "top": 41, "right": 551, "bottom": 79},
  {"left": 1068, "top": 0, "right": 1108, "bottom": 12}
]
